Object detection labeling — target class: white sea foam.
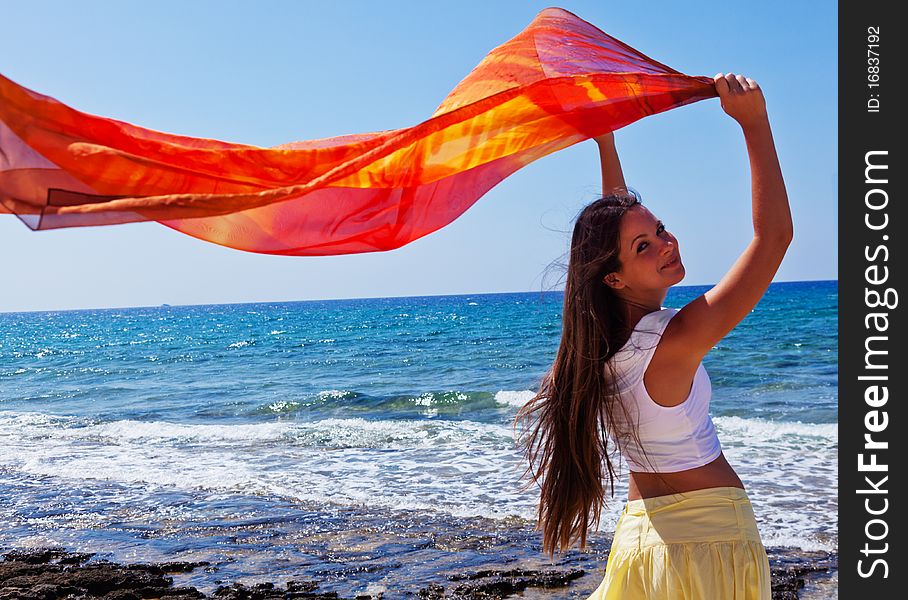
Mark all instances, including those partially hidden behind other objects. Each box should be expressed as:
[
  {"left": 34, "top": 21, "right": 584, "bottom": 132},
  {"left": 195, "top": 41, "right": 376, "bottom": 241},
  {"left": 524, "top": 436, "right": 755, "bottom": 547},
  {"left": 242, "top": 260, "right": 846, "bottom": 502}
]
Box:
[
  {"left": 0, "top": 411, "right": 513, "bottom": 449},
  {"left": 0, "top": 409, "right": 837, "bottom": 551},
  {"left": 317, "top": 389, "right": 352, "bottom": 400},
  {"left": 494, "top": 390, "right": 536, "bottom": 408},
  {"left": 714, "top": 415, "right": 837, "bottom": 442},
  {"left": 267, "top": 400, "right": 300, "bottom": 412}
]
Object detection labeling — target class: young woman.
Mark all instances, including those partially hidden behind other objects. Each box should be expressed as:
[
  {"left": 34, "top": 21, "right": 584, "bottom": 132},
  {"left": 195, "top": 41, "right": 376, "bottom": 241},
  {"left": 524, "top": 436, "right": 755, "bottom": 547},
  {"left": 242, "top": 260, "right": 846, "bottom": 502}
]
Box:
[{"left": 514, "top": 73, "right": 793, "bottom": 599}]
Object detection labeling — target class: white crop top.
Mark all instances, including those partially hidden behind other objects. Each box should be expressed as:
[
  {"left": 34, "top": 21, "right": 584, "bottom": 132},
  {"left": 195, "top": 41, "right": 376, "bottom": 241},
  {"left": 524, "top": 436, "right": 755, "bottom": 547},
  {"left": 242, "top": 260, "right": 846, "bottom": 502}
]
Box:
[{"left": 607, "top": 307, "right": 723, "bottom": 473}]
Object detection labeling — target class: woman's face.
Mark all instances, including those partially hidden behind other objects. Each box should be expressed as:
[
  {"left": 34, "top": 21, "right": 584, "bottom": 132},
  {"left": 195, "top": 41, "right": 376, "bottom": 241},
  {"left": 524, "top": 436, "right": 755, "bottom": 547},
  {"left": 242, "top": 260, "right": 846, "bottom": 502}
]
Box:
[{"left": 606, "top": 205, "right": 685, "bottom": 292}]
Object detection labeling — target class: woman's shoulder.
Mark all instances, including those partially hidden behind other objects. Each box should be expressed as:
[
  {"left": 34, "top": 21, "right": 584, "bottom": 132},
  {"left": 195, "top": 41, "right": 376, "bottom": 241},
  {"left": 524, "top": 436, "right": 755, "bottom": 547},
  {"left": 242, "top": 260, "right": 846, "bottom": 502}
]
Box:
[
  {"left": 628, "top": 307, "right": 679, "bottom": 341},
  {"left": 608, "top": 307, "right": 680, "bottom": 384}
]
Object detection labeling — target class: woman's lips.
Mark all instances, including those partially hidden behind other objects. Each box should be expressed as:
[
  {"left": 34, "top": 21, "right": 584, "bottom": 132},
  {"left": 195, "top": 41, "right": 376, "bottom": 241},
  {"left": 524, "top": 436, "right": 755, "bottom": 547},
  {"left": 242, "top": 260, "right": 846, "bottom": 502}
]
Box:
[{"left": 662, "top": 255, "right": 680, "bottom": 269}]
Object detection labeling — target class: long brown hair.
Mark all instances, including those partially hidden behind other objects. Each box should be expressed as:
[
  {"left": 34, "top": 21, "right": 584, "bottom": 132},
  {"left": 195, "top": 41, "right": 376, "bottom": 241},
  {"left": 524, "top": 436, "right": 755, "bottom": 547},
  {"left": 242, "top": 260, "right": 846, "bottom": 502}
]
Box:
[{"left": 513, "top": 189, "right": 655, "bottom": 560}]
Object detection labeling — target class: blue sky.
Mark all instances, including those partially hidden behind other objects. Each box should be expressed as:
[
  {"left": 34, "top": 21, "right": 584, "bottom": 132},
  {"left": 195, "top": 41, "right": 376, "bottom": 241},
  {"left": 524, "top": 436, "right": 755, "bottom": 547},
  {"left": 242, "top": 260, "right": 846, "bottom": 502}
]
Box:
[{"left": 0, "top": 1, "right": 836, "bottom": 312}]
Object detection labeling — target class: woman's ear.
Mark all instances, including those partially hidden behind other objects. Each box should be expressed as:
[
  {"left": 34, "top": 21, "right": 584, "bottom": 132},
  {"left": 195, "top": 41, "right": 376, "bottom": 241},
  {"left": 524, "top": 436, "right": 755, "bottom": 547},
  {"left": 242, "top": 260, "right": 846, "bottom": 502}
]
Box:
[{"left": 603, "top": 272, "right": 624, "bottom": 290}]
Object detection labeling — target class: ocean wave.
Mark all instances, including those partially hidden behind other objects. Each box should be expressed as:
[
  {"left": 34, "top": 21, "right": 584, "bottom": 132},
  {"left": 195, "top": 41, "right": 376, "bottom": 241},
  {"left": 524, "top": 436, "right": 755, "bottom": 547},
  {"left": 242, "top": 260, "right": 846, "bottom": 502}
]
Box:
[
  {"left": 249, "top": 388, "right": 525, "bottom": 415},
  {"left": 0, "top": 410, "right": 513, "bottom": 449},
  {"left": 493, "top": 390, "right": 536, "bottom": 408},
  {"left": 0, "top": 409, "right": 838, "bottom": 552},
  {"left": 0, "top": 409, "right": 837, "bottom": 450},
  {"left": 714, "top": 415, "right": 837, "bottom": 442}
]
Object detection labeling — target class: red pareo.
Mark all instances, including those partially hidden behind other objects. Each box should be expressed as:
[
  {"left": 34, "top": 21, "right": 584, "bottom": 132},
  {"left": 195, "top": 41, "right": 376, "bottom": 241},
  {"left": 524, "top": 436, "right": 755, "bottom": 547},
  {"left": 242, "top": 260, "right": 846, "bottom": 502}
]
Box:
[{"left": 0, "top": 8, "right": 716, "bottom": 255}]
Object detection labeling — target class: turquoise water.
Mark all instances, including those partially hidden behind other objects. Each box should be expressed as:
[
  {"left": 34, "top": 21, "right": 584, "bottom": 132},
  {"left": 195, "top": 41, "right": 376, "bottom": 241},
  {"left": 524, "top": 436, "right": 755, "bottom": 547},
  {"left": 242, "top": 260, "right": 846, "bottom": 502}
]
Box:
[{"left": 0, "top": 280, "right": 837, "bottom": 591}]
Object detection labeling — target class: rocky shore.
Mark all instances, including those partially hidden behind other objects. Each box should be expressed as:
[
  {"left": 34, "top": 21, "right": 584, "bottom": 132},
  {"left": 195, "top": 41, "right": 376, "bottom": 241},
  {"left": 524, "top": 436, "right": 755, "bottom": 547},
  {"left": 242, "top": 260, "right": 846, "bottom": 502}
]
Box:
[{"left": 1, "top": 547, "right": 836, "bottom": 600}]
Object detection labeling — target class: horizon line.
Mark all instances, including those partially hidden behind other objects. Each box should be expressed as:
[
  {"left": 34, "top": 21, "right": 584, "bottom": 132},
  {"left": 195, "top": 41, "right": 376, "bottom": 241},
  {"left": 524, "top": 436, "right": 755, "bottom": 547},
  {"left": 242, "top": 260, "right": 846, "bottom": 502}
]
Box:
[{"left": 1, "top": 278, "right": 837, "bottom": 316}]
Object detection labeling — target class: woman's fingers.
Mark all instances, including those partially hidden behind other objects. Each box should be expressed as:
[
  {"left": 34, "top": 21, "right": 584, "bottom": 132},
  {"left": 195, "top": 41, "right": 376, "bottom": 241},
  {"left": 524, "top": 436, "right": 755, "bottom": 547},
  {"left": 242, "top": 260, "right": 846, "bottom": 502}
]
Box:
[
  {"left": 714, "top": 73, "right": 730, "bottom": 95},
  {"left": 715, "top": 72, "right": 761, "bottom": 94},
  {"left": 713, "top": 72, "right": 768, "bottom": 128}
]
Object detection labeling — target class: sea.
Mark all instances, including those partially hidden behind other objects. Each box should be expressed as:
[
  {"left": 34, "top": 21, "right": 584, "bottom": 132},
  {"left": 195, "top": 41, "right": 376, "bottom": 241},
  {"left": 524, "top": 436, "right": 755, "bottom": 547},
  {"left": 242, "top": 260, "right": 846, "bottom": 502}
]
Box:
[{"left": 0, "top": 279, "right": 837, "bottom": 597}]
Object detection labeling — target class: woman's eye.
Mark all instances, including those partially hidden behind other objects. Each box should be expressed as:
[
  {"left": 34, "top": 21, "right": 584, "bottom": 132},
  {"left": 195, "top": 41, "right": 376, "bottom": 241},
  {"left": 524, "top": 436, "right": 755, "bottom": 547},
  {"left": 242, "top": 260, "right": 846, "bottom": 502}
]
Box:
[{"left": 637, "top": 224, "right": 666, "bottom": 252}]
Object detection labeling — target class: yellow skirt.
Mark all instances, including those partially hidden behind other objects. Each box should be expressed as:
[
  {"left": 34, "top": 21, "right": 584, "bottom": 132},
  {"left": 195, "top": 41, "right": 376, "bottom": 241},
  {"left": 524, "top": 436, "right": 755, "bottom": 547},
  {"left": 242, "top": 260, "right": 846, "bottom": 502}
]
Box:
[{"left": 587, "top": 486, "right": 771, "bottom": 600}]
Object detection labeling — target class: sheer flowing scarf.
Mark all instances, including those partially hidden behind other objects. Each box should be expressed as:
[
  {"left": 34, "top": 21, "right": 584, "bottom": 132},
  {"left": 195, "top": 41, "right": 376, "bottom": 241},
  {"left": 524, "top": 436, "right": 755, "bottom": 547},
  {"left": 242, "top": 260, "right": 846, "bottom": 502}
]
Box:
[{"left": 0, "top": 7, "right": 716, "bottom": 255}]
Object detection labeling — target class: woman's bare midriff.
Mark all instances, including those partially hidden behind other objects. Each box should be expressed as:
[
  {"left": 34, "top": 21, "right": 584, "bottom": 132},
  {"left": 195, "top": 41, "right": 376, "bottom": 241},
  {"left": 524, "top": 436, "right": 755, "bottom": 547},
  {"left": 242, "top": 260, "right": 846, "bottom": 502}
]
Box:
[{"left": 627, "top": 452, "right": 744, "bottom": 500}]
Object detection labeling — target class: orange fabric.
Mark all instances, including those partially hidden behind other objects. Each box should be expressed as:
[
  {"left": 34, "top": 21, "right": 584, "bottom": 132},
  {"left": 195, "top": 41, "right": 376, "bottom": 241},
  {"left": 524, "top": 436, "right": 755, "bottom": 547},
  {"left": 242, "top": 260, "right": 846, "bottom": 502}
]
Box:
[{"left": 0, "top": 8, "right": 716, "bottom": 255}]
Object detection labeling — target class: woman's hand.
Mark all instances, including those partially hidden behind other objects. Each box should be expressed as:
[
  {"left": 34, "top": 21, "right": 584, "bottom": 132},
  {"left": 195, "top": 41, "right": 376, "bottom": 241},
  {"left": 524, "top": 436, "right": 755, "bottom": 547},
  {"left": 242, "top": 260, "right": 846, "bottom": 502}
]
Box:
[{"left": 714, "top": 73, "right": 768, "bottom": 130}]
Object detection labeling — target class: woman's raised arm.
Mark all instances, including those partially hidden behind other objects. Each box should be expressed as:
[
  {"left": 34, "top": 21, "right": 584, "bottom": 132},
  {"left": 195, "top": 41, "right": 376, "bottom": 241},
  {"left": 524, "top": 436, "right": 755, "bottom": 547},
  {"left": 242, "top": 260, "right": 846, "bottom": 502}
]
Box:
[
  {"left": 593, "top": 132, "right": 627, "bottom": 195},
  {"left": 718, "top": 74, "right": 793, "bottom": 241},
  {"left": 667, "top": 73, "right": 794, "bottom": 361}
]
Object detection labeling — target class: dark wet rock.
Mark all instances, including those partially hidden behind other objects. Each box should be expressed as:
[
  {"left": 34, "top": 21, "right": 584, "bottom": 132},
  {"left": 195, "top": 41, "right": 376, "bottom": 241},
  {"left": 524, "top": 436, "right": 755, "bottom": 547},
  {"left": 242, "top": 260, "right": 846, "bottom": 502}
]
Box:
[
  {"left": 416, "top": 583, "right": 444, "bottom": 599},
  {"left": 0, "top": 545, "right": 836, "bottom": 600},
  {"left": 0, "top": 548, "right": 204, "bottom": 600},
  {"left": 770, "top": 563, "right": 838, "bottom": 599},
  {"left": 767, "top": 548, "right": 837, "bottom": 600},
  {"left": 120, "top": 561, "right": 212, "bottom": 576},
  {"left": 213, "top": 580, "right": 343, "bottom": 599},
  {"left": 412, "top": 567, "right": 587, "bottom": 599},
  {"left": 2, "top": 549, "right": 95, "bottom": 566},
  {"left": 285, "top": 580, "right": 321, "bottom": 593},
  {"left": 0, "top": 547, "right": 363, "bottom": 599}
]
